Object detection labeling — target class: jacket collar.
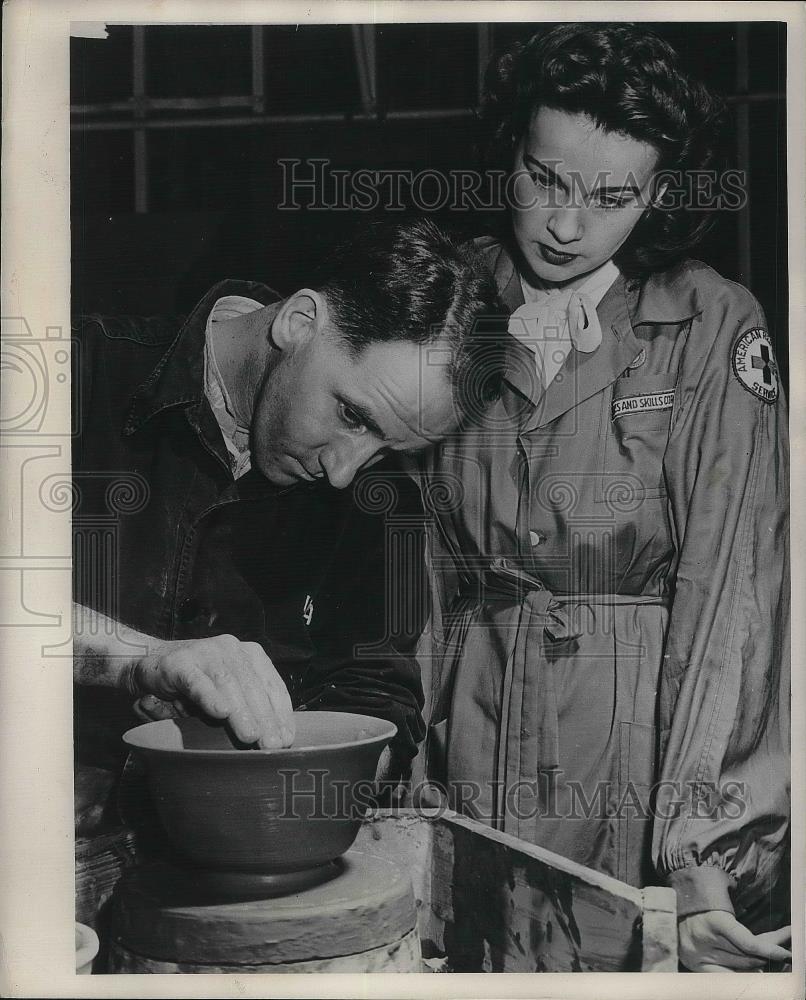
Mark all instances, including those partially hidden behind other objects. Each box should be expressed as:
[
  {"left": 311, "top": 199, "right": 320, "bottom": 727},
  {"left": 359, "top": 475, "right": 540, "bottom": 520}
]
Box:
[
  {"left": 123, "top": 279, "right": 282, "bottom": 436},
  {"left": 515, "top": 276, "right": 642, "bottom": 430},
  {"left": 488, "top": 242, "right": 702, "bottom": 429},
  {"left": 627, "top": 262, "right": 703, "bottom": 327}
]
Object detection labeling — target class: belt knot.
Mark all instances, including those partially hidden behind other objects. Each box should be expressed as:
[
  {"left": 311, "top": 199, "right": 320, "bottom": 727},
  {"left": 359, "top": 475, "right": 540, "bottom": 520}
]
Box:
[{"left": 475, "top": 558, "right": 582, "bottom": 643}]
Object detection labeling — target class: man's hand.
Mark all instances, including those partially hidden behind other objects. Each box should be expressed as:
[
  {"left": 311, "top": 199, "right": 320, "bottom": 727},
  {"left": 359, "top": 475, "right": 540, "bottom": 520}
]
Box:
[
  {"left": 125, "top": 635, "right": 295, "bottom": 749},
  {"left": 678, "top": 910, "right": 791, "bottom": 972},
  {"left": 73, "top": 604, "right": 294, "bottom": 749}
]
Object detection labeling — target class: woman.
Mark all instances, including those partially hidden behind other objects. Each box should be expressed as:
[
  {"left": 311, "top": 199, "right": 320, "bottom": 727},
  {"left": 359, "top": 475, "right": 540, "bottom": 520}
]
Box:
[{"left": 420, "top": 24, "right": 790, "bottom": 971}]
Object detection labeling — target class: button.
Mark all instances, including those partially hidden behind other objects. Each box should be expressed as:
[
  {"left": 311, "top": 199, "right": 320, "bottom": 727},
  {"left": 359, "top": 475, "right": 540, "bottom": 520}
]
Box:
[
  {"left": 177, "top": 598, "right": 203, "bottom": 622},
  {"left": 628, "top": 348, "right": 647, "bottom": 369},
  {"left": 529, "top": 530, "right": 546, "bottom": 547}
]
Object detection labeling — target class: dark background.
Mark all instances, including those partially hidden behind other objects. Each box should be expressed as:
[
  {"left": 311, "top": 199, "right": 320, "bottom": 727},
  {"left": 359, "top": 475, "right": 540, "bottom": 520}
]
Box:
[{"left": 71, "top": 21, "right": 788, "bottom": 385}]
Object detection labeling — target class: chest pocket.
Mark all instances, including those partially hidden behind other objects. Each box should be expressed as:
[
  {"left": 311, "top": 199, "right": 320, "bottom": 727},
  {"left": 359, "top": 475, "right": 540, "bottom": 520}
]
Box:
[{"left": 596, "top": 373, "right": 677, "bottom": 503}]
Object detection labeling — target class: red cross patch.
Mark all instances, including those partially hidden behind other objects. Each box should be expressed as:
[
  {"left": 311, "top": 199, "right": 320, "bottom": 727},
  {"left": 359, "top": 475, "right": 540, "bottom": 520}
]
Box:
[{"left": 732, "top": 328, "right": 778, "bottom": 403}]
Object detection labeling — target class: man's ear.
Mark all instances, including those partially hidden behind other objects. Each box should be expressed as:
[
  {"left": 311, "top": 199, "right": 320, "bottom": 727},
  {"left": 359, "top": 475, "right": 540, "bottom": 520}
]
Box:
[{"left": 270, "top": 289, "right": 328, "bottom": 351}]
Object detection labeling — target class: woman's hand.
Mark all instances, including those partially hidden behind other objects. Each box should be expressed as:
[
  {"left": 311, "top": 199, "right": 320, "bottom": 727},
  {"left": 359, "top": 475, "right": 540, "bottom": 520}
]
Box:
[{"left": 678, "top": 910, "right": 791, "bottom": 972}]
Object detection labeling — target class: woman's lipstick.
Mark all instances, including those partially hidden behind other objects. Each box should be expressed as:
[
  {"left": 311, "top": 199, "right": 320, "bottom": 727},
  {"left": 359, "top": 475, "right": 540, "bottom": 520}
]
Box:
[{"left": 537, "top": 241, "right": 578, "bottom": 266}]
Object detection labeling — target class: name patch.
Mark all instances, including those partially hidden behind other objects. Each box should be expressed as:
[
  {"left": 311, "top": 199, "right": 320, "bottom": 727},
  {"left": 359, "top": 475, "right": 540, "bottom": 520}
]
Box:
[
  {"left": 611, "top": 390, "right": 675, "bottom": 420},
  {"left": 732, "top": 327, "right": 778, "bottom": 403}
]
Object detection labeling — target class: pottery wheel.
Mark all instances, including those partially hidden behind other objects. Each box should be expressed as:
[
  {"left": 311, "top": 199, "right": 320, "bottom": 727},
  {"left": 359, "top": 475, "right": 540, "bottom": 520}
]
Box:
[{"left": 111, "top": 849, "right": 417, "bottom": 966}]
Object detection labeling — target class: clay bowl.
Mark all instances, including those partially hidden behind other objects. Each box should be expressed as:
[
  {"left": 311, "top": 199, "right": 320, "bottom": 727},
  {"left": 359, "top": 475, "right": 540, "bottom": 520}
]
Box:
[{"left": 122, "top": 712, "right": 396, "bottom": 874}]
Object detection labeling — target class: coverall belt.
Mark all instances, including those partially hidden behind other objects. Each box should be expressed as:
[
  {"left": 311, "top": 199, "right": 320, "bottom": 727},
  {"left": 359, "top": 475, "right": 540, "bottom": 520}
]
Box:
[{"left": 455, "top": 559, "right": 668, "bottom": 834}]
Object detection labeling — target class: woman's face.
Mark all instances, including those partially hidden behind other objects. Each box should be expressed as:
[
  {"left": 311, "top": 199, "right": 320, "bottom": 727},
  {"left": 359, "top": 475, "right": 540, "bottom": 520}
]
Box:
[{"left": 511, "top": 107, "right": 660, "bottom": 287}]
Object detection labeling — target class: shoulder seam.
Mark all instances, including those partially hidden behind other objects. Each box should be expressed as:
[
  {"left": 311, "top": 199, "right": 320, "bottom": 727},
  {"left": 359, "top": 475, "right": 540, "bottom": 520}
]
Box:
[
  {"left": 685, "top": 260, "right": 764, "bottom": 323},
  {"left": 73, "top": 313, "right": 182, "bottom": 348}
]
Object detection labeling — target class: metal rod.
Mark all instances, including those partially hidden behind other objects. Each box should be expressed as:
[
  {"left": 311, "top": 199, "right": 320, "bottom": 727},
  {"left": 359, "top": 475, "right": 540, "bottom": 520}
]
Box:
[
  {"left": 735, "top": 24, "right": 752, "bottom": 287},
  {"left": 73, "top": 95, "right": 257, "bottom": 114},
  {"left": 724, "top": 91, "right": 783, "bottom": 104},
  {"left": 73, "top": 99, "right": 139, "bottom": 114},
  {"left": 70, "top": 90, "right": 783, "bottom": 120},
  {"left": 477, "top": 23, "right": 491, "bottom": 105},
  {"left": 351, "top": 24, "right": 373, "bottom": 114},
  {"left": 71, "top": 107, "right": 479, "bottom": 132},
  {"left": 132, "top": 26, "right": 148, "bottom": 214},
  {"left": 364, "top": 24, "right": 377, "bottom": 109},
  {"left": 251, "top": 25, "right": 265, "bottom": 115}
]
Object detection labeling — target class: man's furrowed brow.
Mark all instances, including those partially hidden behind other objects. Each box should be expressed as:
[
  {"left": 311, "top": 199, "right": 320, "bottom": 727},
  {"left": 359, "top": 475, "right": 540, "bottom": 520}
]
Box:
[{"left": 341, "top": 396, "right": 388, "bottom": 440}]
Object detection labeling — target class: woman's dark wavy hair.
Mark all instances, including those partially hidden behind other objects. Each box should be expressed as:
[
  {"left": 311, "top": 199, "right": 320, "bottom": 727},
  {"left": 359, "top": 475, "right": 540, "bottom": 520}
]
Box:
[{"left": 482, "top": 23, "right": 731, "bottom": 276}]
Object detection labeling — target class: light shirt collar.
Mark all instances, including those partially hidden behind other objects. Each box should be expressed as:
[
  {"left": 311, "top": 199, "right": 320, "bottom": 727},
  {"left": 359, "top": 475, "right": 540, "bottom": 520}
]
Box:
[
  {"left": 203, "top": 295, "right": 264, "bottom": 479},
  {"left": 519, "top": 258, "right": 620, "bottom": 309}
]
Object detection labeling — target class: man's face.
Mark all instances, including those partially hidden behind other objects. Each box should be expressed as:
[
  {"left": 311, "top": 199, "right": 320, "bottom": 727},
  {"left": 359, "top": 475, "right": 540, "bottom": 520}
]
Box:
[
  {"left": 511, "top": 107, "right": 660, "bottom": 287},
  {"left": 251, "top": 311, "right": 458, "bottom": 489}
]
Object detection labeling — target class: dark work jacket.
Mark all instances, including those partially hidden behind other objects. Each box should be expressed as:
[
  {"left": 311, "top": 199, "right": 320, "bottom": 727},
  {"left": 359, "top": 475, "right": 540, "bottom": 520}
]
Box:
[{"left": 73, "top": 280, "right": 427, "bottom": 822}]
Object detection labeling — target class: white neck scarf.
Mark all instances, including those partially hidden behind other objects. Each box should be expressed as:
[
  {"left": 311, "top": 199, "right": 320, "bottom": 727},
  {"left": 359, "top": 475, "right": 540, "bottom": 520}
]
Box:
[{"left": 509, "top": 260, "right": 620, "bottom": 391}]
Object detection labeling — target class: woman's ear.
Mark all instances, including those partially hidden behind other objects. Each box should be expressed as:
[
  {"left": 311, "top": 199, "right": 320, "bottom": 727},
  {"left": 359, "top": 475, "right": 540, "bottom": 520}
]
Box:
[
  {"left": 270, "top": 289, "right": 327, "bottom": 351},
  {"left": 648, "top": 179, "right": 670, "bottom": 212}
]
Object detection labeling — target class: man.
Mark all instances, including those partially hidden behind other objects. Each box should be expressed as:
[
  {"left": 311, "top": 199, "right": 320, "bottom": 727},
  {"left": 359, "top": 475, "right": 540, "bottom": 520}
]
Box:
[{"left": 72, "top": 218, "right": 506, "bottom": 833}]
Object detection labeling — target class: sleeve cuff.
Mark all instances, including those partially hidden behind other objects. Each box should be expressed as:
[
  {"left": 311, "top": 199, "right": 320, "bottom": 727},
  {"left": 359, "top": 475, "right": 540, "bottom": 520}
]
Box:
[{"left": 665, "top": 865, "right": 735, "bottom": 918}]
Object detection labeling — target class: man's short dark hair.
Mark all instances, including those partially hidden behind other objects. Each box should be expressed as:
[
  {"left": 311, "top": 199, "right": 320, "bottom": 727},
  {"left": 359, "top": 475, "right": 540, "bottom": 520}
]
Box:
[
  {"left": 314, "top": 217, "right": 508, "bottom": 423},
  {"left": 483, "top": 23, "right": 731, "bottom": 276}
]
